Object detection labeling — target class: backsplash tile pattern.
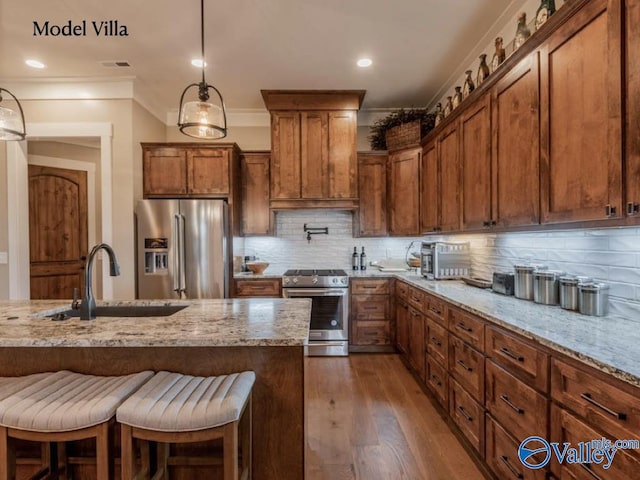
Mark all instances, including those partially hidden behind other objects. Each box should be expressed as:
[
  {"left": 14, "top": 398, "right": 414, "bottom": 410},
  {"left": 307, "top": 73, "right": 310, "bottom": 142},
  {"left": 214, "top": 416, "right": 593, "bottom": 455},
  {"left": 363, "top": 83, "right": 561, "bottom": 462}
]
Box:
[
  {"left": 457, "top": 228, "right": 640, "bottom": 321},
  {"left": 235, "top": 210, "right": 640, "bottom": 321},
  {"left": 235, "top": 210, "right": 422, "bottom": 274}
]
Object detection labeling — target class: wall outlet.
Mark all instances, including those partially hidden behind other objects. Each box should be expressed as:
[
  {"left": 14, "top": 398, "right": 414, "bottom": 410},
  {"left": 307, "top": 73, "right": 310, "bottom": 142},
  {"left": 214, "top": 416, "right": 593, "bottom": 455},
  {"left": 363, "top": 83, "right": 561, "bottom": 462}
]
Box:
[{"left": 0, "top": 252, "right": 7, "bottom": 264}]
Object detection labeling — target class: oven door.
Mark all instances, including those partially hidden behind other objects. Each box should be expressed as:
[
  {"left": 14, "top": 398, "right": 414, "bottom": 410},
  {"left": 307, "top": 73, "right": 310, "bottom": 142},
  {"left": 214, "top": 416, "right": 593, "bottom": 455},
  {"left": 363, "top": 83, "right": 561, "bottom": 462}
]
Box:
[{"left": 282, "top": 288, "right": 349, "bottom": 342}]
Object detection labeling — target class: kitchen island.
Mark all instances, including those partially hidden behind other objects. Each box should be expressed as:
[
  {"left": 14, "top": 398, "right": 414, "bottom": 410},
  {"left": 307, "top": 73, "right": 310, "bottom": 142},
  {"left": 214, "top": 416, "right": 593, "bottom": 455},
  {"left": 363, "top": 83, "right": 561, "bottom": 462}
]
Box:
[{"left": 0, "top": 298, "right": 311, "bottom": 480}]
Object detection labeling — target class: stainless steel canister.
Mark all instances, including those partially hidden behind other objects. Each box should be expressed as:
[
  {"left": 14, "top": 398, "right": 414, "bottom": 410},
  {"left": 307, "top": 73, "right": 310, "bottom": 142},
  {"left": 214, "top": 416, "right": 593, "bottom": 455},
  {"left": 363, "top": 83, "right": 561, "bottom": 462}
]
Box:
[
  {"left": 514, "top": 265, "right": 536, "bottom": 300},
  {"left": 558, "top": 275, "right": 579, "bottom": 310},
  {"left": 579, "top": 283, "right": 610, "bottom": 316},
  {"left": 533, "top": 270, "right": 564, "bottom": 305}
]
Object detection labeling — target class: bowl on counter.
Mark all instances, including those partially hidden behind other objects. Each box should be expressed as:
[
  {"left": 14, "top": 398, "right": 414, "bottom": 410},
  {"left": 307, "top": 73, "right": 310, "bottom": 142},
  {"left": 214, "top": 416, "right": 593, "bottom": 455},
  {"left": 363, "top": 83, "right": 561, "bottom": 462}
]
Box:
[{"left": 245, "top": 261, "right": 269, "bottom": 275}]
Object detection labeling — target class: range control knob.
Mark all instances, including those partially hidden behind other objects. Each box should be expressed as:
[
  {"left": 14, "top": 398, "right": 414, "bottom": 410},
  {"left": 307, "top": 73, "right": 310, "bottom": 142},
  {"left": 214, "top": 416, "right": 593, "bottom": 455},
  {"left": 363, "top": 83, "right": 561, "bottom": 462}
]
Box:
[
  {"left": 332, "top": 278, "right": 338, "bottom": 284},
  {"left": 283, "top": 278, "right": 290, "bottom": 285},
  {"left": 292, "top": 278, "right": 298, "bottom": 284},
  {"left": 312, "top": 277, "right": 319, "bottom": 284},
  {"left": 340, "top": 278, "right": 348, "bottom": 284}
]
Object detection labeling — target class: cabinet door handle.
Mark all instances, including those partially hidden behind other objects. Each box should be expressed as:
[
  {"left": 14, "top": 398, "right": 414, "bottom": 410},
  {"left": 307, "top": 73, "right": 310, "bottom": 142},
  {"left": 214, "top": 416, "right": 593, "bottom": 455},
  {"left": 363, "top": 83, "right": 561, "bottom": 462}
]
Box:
[
  {"left": 429, "top": 306, "right": 441, "bottom": 315},
  {"left": 500, "top": 456, "right": 523, "bottom": 479},
  {"left": 500, "top": 394, "right": 524, "bottom": 414},
  {"left": 456, "top": 322, "right": 473, "bottom": 333},
  {"left": 457, "top": 405, "right": 473, "bottom": 422},
  {"left": 430, "top": 374, "right": 442, "bottom": 387},
  {"left": 605, "top": 204, "right": 617, "bottom": 217},
  {"left": 499, "top": 346, "right": 524, "bottom": 362},
  {"left": 457, "top": 360, "right": 473, "bottom": 372},
  {"left": 361, "top": 286, "right": 378, "bottom": 289},
  {"left": 430, "top": 337, "right": 441, "bottom": 346},
  {"left": 578, "top": 462, "right": 603, "bottom": 480},
  {"left": 482, "top": 221, "right": 490, "bottom": 228},
  {"left": 580, "top": 393, "right": 627, "bottom": 420},
  {"left": 627, "top": 202, "right": 640, "bottom": 215}
]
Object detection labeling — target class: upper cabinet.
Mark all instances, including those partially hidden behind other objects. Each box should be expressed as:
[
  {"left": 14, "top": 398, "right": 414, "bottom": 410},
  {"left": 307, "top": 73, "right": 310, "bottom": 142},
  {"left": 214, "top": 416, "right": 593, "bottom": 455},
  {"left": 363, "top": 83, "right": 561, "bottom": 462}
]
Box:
[
  {"left": 421, "top": 141, "right": 439, "bottom": 233},
  {"left": 626, "top": 0, "right": 640, "bottom": 219},
  {"left": 262, "top": 90, "right": 364, "bottom": 208},
  {"left": 539, "top": 0, "right": 623, "bottom": 224},
  {"left": 142, "top": 143, "right": 240, "bottom": 198},
  {"left": 240, "top": 151, "right": 272, "bottom": 236},
  {"left": 491, "top": 52, "right": 541, "bottom": 228},
  {"left": 356, "top": 152, "right": 388, "bottom": 237},
  {"left": 438, "top": 122, "right": 461, "bottom": 233},
  {"left": 389, "top": 146, "right": 421, "bottom": 236}
]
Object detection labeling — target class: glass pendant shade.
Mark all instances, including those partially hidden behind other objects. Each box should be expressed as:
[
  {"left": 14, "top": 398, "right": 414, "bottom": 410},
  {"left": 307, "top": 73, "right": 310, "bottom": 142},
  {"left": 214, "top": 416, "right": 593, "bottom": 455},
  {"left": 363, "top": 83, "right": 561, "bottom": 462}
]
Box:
[
  {"left": 177, "top": 0, "right": 227, "bottom": 140},
  {"left": 0, "top": 88, "right": 26, "bottom": 141},
  {"left": 178, "top": 83, "right": 227, "bottom": 139}
]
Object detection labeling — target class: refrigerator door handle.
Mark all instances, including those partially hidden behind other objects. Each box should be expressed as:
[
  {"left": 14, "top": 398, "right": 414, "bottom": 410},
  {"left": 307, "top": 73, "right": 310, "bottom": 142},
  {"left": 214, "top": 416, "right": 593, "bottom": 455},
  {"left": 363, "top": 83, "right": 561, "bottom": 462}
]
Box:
[
  {"left": 172, "top": 214, "right": 181, "bottom": 294},
  {"left": 179, "top": 214, "right": 187, "bottom": 294}
]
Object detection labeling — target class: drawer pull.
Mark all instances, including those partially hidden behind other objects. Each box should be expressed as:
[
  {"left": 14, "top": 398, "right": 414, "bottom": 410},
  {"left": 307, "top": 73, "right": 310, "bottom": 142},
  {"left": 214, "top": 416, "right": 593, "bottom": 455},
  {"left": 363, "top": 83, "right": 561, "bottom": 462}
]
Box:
[
  {"left": 580, "top": 393, "right": 627, "bottom": 420},
  {"left": 248, "top": 286, "right": 267, "bottom": 290},
  {"left": 430, "top": 374, "right": 442, "bottom": 387},
  {"left": 457, "top": 405, "right": 473, "bottom": 422},
  {"left": 362, "top": 306, "right": 379, "bottom": 310},
  {"left": 500, "top": 394, "right": 524, "bottom": 414},
  {"left": 411, "top": 296, "right": 421, "bottom": 303},
  {"left": 429, "top": 306, "right": 442, "bottom": 315},
  {"left": 457, "top": 360, "right": 473, "bottom": 372},
  {"left": 430, "top": 337, "right": 441, "bottom": 346},
  {"left": 578, "top": 462, "right": 603, "bottom": 480},
  {"left": 499, "top": 346, "right": 524, "bottom": 362},
  {"left": 500, "top": 456, "right": 523, "bottom": 479},
  {"left": 361, "top": 286, "right": 379, "bottom": 289},
  {"left": 456, "top": 322, "right": 473, "bottom": 333}
]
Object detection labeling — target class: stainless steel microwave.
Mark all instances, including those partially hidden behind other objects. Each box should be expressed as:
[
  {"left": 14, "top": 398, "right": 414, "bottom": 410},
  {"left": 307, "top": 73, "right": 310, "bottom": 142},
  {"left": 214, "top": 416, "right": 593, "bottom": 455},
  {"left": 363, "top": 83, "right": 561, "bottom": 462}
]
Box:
[{"left": 420, "top": 241, "right": 471, "bottom": 279}]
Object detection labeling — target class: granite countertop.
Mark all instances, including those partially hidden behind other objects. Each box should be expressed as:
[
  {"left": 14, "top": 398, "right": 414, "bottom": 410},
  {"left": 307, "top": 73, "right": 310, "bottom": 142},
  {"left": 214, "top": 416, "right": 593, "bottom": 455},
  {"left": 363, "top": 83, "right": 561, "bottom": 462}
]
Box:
[
  {"left": 394, "top": 273, "right": 640, "bottom": 389},
  {"left": 0, "top": 298, "right": 311, "bottom": 348}
]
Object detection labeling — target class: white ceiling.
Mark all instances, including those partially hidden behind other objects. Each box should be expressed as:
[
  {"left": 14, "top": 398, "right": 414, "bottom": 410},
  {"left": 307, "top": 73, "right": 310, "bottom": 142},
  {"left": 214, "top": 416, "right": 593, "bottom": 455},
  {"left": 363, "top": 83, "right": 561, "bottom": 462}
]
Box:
[{"left": 1, "top": 0, "right": 515, "bottom": 120}]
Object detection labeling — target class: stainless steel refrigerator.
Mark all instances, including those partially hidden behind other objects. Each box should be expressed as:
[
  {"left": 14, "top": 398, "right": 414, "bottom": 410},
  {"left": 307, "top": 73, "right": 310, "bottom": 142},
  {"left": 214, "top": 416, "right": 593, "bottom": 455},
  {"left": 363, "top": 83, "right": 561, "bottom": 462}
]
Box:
[{"left": 135, "top": 199, "right": 229, "bottom": 299}]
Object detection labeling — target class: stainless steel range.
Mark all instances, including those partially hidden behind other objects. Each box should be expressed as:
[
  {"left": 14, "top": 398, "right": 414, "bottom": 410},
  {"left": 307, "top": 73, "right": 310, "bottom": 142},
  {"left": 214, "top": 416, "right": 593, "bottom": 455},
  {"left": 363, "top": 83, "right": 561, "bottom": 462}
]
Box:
[{"left": 282, "top": 269, "right": 349, "bottom": 356}]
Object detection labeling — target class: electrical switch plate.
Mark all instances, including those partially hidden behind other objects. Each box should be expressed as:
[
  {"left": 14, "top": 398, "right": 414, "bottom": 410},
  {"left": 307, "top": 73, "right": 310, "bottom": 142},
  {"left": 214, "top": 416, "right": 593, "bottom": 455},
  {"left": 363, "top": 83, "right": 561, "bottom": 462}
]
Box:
[{"left": 0, "top": 252, "right": 7, "bottom": 264}]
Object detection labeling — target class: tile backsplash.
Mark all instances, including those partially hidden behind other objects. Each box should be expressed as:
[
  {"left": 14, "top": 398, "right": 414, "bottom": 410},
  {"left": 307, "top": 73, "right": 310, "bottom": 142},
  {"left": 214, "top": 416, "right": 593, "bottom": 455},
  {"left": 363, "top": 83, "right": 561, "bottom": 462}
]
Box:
[
  {"left": 234, "top": 211, "right": 640, "bottom": 321},
  {"left": 457, "top": 228, "right": 640, "bottom": 321},
  {"left": 234, "top": 210, "right": 422, "bottom": 273}
]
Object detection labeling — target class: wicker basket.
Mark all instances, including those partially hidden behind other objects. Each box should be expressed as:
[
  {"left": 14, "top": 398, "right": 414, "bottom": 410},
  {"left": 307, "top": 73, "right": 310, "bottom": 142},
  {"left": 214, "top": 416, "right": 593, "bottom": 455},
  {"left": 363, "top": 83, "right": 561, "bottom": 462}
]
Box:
[{"left": 385, "top": 120, "right": 421, "bottom": 150}]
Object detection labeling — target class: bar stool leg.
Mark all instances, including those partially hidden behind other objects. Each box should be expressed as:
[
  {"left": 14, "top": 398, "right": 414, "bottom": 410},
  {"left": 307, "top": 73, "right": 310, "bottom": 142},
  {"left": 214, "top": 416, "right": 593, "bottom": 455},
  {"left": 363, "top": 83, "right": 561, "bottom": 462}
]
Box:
[
  {"left": 0, "top": 426, "right": 15, "bottom": 480},
  {"left": 121, "top": 424, "right": 135, "bottom": 480},
  {"left": 156, "top": 442, "right": 169, "bottom": 479},
  {"left": 96, "top": 423, "right": 110, "bottom": 480},
  {"left": 223, "top": 423, "right": 238, "bottom": 480},
  {"left": 240, "top": 395, "right": 252, "bottom": 480}
]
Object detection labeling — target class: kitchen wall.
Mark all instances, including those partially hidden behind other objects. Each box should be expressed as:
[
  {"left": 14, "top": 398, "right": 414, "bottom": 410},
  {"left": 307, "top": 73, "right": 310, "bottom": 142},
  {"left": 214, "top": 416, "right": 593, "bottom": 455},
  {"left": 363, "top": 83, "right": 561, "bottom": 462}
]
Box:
[
  {"left": 449, "top": 228, "right": 640, "bottom": 321},
  {"left": 235, "top": 209, "right": 422, "bottom": 274}
]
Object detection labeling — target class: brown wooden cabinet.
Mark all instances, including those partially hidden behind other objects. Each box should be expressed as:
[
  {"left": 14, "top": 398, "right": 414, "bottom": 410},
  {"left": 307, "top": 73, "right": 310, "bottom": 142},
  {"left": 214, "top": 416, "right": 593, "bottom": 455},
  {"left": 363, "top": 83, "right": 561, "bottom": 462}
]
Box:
[
  {"left": 388, "top": 147, "right": 421, "bottom": 235},
  {"left": 408, "top": 306, "right": 426, "bottom": 381},
  {"left": 233, "top": 278, "right": 282, "bottom": 298},
  {"left": 437, "top": 122, "right": 461, "bottom": 232},
  {"left": 240, "top": 152, "right": 272, "bottom": 236},
  {"left": 356, "top": 152, "right": 388, "bottom": 237},
  {"left": 491, "top": 52, "right": 541, "bottom": 228},
  {"left": 450, "top": 378, "right": 485, "bottom": 455},
  {"left": 263, "top": 90, "right": 362, "bottom": 207},
  {"left": 539, "top": 0, "right": 623, "bottom": 224},
  {"left": 421, "top": 140, "right": 439, "bottom": 233},
  {"left": 395, "top": 298, "right": 409, "bottom": 355},
  {"left": 460, "top": 95, "right": 492, "bottom": 230},
  {"left": 142, "top": 144, "right": 239, "bottom": 198},
  {"left": 626, "top": 0, "right": 640, "bottom": 219},
  {"left": 350, "top": 278, "right": 394, "bottom": 352}
]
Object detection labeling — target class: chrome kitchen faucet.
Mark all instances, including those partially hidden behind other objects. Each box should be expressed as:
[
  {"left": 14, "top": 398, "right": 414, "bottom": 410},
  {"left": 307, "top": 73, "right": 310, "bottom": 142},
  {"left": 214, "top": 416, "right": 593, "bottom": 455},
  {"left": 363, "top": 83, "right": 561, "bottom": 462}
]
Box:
[{"left": 79, "top": 243, "right": 120, "bottom": 320}]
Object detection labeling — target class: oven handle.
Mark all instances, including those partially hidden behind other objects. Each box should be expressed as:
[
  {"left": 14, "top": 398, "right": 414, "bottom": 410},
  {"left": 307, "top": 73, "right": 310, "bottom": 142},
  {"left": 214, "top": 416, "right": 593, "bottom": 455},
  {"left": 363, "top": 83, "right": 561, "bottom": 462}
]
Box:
[{"left": 283, "top": 288, "right": 348, "bottom": 297}]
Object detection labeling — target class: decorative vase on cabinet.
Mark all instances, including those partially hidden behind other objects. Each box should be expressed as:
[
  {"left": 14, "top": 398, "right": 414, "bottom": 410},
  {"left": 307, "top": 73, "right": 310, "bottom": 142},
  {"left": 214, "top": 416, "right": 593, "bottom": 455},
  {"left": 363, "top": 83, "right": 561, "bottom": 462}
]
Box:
[
  {"left": 462, "top": 71, "right": 475, "bottom": 98},
  {"left": 476, "top": 54, "right": 490, "bottom": 87},
  {"left": 490, "top": 37, "right": 506, "bottom": 73},
  {"left": 434, "top": 103, "right": 444, "bottom": 126},
  {"left": 514, "top": 12, "right": 531, "bottom": 50},
  {"left": 535, "top": 0, "right": 556, "bottom": 30},
  {"left": 452, "top": 86, "right": 463, "bottom": 109},
  {"left": 443, "top": 97, "right": 453, "bottom": 117}
]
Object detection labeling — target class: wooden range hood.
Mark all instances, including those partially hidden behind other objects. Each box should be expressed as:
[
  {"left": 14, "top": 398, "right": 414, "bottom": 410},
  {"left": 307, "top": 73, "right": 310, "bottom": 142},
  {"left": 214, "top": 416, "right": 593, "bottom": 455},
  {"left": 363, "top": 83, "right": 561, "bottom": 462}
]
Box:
[{"left": 262, "top": 89, "right": 365, "bottom": 210}]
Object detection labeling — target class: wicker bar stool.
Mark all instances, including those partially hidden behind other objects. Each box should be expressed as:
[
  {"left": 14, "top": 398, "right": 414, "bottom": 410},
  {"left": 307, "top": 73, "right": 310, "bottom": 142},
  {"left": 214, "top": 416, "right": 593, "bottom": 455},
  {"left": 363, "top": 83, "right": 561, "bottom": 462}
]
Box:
[
  {"left": 117, "top": 371, "right": 255, "bottom": 480},
  {"left": 0, "top": 370, "right": 154, "bottom": 480}
]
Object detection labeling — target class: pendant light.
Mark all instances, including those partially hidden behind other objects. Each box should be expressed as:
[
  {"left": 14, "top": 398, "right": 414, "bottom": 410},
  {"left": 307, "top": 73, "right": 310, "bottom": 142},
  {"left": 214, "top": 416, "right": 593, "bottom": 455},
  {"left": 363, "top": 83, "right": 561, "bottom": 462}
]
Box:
[
  {"left": 0, "top": 88, "right": 26, "bottom": 141},
  {"left": 178, "top": 0, "right": 227, "bottom": 139}
]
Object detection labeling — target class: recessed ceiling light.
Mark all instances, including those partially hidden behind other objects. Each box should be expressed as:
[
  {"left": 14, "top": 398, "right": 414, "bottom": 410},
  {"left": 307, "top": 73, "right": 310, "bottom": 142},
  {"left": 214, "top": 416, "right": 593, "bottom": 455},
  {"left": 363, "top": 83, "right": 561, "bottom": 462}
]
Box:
[
  {"left": 357, "top": 58, "right": 372, "bottom": 68},
  {"left": 191, "top": 59, "right": 207, "bottom": 68},
  {"left": 25, "top": 59, "right": 45, "bottom": 69}
]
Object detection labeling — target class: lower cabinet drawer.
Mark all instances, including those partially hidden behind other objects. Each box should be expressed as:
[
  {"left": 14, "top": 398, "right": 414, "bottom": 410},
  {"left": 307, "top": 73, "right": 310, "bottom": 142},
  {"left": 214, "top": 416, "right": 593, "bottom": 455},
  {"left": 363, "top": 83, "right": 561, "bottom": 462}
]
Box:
[
  {"left": 351, "top": 295, "right": 389, "bottom": 321},
  {"left": 426, "top": 356, "right": 448, "bottom": 408},
  {"left": 449, "top": 378, "right": 484, "bottom": 455},
  {"left": 426, "top": 318, "right": 448, "bottom": 367},
  {"left": 486, "top": 360, "right": 548, "bottom": 441},
  {"left": 353, "top": 321, "right": 391, "bottom": 346},
  {"left": 350, "top": 278, "right": 390, "bottom": 295},
  {"left": 234, "top": 279, "right": 281, "bottom": 297},
  {"left": 449, "top": 336, "right": 485, "bottom": 403},
  {"left": 550, "top": 405, "right": 640, "bottom": 480},
  {"left": 486, "top": 416, "right": 546, "bottom": 480}
]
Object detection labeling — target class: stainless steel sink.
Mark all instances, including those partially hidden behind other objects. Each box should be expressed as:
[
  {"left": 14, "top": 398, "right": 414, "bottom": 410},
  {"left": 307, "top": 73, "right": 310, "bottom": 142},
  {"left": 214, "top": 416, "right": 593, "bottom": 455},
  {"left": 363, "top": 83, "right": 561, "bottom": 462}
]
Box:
[{"left": 48, "top": 305, "right": 187, "bottom": 320}]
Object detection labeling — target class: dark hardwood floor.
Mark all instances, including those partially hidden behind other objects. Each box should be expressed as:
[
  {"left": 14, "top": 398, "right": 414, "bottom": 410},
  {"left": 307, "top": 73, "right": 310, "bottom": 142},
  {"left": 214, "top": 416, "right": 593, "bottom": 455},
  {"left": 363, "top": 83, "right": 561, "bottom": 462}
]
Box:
[{"left": 305, "top": 354, "right": 485, "bottom": 479}]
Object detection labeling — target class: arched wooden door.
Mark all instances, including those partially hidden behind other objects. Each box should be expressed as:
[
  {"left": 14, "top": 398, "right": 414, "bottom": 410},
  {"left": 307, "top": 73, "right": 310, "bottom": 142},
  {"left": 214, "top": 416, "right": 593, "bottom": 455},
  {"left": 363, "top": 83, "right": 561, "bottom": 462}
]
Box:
[{"left": 28, "top": 165, "right": 88, "bottom": 299}]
